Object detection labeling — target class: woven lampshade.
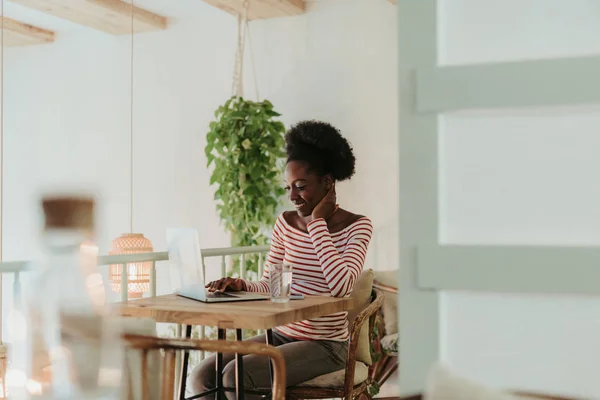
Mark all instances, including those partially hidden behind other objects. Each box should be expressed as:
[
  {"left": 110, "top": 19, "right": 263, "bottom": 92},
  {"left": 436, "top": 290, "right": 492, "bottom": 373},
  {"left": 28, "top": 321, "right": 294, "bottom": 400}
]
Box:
[{"left": 109, "top": 233, "right": 153, "bottom": 298}]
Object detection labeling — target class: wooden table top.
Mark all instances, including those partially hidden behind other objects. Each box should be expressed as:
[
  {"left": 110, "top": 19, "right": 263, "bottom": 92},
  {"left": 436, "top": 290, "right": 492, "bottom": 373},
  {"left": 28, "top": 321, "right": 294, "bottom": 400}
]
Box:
[{"left": 114, "top": 294, "right": 354, "bottom": 330}]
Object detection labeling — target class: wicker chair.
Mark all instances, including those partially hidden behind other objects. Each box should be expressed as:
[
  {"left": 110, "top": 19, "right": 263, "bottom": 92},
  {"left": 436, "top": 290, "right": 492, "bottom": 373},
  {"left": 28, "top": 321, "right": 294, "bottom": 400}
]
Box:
[
  {"left": 122, "top": 334, "right": 287, "bottom": 400},
  {"left": 286, "top": 289, "right": 384, "bottom": 400}
]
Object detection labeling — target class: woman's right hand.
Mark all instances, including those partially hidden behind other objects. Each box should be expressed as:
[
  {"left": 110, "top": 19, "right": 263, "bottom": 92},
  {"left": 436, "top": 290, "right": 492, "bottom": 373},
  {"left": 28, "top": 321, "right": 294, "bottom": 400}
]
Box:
[
  {"left": 205, "top": 277, "right": 245, "bottom": 293},
  {"left": 312, "top": 186, "right": 337, "bottom": 221}
]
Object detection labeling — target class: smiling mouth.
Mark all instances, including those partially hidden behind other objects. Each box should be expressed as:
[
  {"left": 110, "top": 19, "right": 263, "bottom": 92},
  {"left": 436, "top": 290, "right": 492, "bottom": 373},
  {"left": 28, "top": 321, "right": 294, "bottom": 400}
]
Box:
[{"left": 294, "top": 203, "right": 306, "bottom": 210}]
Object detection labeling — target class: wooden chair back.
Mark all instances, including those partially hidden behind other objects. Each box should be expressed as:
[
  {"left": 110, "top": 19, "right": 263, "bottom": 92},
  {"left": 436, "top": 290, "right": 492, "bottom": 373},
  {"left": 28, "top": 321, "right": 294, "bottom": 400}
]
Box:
[
  {"left": 344, "top": 288, "right": 384, "bottom": 397},
  {"left": 373, "top": 281, "right": 398, "bottom": 296},
  {"left": 122, "top": 334, "right": 287, "bottom": 400}
]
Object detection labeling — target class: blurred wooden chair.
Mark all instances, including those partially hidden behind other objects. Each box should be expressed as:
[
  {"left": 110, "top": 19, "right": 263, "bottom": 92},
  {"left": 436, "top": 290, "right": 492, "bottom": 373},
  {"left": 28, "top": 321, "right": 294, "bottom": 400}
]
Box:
[
  {"left": 286, "top": 288, "right": 384, "bottom": 400},
  {"left": 420, "top": 364, "right": 590, "bottom": 400},
  {"left": 512, "top": 392, "right": 587, "bottom": 400},
  {"left": 397, "top": 393, "right": 585, "bottom": 400},
  {"left": 122, "top": 334, "right": 287, "bottom": 400}
]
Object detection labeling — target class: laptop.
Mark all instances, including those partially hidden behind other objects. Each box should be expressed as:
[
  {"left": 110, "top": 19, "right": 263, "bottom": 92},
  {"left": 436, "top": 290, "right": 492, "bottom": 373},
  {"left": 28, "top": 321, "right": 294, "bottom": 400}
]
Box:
[{"left": 167, "top": 228, "right": 269, "bottom": 303}]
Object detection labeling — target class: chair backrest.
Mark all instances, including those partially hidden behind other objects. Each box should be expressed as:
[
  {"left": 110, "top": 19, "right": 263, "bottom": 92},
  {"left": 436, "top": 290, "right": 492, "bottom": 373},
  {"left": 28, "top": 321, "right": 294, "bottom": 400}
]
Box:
[
  {"left": 373, "top": 273, "right": 399, "bottom": 337},
  {"left": 122, "top": 334, "right": 287, "bottom": 400},
  {"left": 344, "top": 288, "right": 384, "bottom": 396},
  {"left": 348, "top": 269, "right": 375, "bottom": 365}
]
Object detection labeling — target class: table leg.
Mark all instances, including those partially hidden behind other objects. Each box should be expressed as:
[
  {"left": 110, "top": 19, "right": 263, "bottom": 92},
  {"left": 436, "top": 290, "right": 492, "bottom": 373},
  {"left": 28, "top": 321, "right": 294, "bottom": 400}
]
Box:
[
  {"left": 174, "top": 324, "right": 183, "bottom": 400},
  {"left": 216, "top": 328, "right": 226, "bottom": 400},
  {"left": 178, "top": 325, "right": 193, "bottom": 400},
  {"left": 235, "top": 329, "right": 245, "bottom": 400}
]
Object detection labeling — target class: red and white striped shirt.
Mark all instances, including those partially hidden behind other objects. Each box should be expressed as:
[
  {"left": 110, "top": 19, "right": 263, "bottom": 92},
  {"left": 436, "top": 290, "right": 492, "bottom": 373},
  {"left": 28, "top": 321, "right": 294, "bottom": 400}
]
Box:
[{"left": 244, "top": 213, "right": 373, "bottom": 341}]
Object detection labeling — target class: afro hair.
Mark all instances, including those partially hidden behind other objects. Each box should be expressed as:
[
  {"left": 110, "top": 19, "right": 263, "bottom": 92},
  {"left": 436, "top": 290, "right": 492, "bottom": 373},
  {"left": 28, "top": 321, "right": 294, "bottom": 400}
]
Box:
[{"left": 285, "top": 120, "right": 356, "bottom": 182}]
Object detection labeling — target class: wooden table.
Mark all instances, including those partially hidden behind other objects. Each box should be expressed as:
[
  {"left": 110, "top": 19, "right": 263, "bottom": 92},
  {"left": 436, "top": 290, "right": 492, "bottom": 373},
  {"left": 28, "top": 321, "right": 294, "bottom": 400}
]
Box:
[{"left": 115, "top": 294, "right": 354, "bottom": 400}]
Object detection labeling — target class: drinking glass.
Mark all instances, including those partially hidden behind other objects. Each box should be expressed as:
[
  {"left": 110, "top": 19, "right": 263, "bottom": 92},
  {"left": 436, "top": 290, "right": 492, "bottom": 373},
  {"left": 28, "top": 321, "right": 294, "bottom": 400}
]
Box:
[{"left": 268, "top": 263, "right": 292, "bottom": 303}]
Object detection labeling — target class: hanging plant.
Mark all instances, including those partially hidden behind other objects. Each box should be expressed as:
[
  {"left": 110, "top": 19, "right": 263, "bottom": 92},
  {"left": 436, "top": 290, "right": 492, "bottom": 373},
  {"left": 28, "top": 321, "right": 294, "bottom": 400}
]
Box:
[{"left": 205, "top": 96, "right": 286, "bottom": 277}]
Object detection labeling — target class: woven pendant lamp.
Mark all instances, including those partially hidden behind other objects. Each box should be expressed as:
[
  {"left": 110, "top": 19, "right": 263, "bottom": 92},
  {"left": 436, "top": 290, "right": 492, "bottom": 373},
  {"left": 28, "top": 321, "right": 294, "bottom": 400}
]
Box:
[
  {"left": 109, "top": 233, "right": 153, "bottom": 298},
  {"left": 109, "top": 0, "right": 153, "bottom": 299}
]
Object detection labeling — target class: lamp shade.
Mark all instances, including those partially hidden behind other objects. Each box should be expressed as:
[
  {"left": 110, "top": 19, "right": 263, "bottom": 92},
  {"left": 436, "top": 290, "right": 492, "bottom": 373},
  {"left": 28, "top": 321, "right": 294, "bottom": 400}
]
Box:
[{"left": 109, "top": 233, "right": 153, "bottom": 298}]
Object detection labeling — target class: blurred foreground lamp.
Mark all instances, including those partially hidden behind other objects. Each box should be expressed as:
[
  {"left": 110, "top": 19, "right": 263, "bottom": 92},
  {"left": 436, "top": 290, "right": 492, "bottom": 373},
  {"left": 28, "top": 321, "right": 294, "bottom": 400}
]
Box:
[
  {"left": 109, "top": 233, "right": 153, "bottom": 298},
  {"left": 0, "top": 342, "right": 6, "bottom": 399}
]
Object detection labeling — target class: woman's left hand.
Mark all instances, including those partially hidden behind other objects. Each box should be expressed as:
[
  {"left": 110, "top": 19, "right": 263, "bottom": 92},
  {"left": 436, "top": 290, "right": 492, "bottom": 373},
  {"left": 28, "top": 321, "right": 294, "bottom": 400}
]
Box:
[{"left": 312, "top": 186, "right": 337, "bottom": 220}]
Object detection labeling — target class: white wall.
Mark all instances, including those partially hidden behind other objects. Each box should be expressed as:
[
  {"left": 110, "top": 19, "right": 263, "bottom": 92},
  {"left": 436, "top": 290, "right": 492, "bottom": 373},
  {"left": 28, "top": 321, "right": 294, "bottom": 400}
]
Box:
[
  {"left": 1, "top": 0, "right": 237, "bottom": 333},
  {"left": 1, "top": 0, "right": 398, "bottom": 338},
  {"left": 246, "top": 0, "right": 399, "bottom": 273},
  {"left": 439, "top": 1, "right": 600, "bottom": 398}
]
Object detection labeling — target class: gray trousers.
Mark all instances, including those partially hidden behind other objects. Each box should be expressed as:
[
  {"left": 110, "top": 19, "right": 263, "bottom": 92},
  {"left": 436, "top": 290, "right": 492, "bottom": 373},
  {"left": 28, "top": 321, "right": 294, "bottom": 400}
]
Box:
[{"left": 188, "top": 330, "right": 348, "bottom": 400}]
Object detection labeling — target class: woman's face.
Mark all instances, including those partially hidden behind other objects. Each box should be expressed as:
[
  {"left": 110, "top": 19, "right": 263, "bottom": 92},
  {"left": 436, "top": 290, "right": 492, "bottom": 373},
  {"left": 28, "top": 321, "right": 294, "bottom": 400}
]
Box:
[{"left": 284, "top": 161, "right": 329, "bottom": 217}]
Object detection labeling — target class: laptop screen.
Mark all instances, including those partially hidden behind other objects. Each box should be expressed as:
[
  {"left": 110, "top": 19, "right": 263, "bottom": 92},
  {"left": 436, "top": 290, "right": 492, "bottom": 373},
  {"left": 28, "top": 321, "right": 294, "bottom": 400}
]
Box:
[{"left": 166, "top": 228, "right": 205, "bottom": 295}]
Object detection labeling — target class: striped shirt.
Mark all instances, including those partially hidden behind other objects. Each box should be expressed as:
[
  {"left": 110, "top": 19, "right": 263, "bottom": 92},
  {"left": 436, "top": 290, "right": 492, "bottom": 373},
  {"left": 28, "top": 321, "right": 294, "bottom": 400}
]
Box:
[{"left": 244, "top": 213, "right": 373, "bottom": 341}]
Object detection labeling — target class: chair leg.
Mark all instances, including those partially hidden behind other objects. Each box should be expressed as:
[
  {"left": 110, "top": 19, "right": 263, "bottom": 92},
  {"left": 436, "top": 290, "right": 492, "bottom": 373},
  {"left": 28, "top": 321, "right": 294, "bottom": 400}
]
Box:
[
  {"left": 377, "top": 362, "right": 398, "bottom": 387},
  {"left": 373, "top": 356, "right": 398, "bottom": 388},
  {"left": 372, "top": 355, "right": 393, "bottom": 384}
]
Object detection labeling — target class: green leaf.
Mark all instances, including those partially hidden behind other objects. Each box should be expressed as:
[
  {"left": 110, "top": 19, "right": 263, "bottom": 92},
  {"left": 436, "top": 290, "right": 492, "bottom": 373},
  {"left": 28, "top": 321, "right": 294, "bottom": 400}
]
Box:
[
  {"left": 266, "top": 110, "right": 281, "bottom": 117},
  {"left": 206, "top": 154, "right": 215, "bottom": 167},
  {"left": 205, "top": 143, "right": 214, "bottom": 156},
  {"left": 230, "top": 111, "right": 247, "bottom": 120}
]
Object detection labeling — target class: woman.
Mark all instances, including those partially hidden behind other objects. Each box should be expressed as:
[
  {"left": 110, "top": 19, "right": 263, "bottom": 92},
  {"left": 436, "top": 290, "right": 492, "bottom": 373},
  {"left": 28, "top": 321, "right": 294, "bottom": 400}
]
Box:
[{"left": 190, "top": 120, "right": 373, "bottom": 399}]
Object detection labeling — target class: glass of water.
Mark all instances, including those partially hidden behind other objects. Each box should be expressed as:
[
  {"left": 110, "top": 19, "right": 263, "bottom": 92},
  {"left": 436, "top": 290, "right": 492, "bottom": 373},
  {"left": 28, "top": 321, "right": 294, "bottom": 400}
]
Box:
[{"left": 268, "top": 263, "right": 292, "bottom": 303}]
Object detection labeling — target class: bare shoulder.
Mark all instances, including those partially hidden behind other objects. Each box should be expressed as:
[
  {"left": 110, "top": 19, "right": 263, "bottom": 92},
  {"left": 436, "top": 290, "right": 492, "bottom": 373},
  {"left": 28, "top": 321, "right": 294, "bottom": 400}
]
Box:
[
  {"left": 340, "top": 208, "right": 366, "bottom": 222},
  {"left": 282, "top": 211, "right": 307, "bottom": 232},
  {"left": 330, "top": 209, "right": 367, "bottom": 231},
  {"left": 282, "top": 211, "right": 297, "bottom": 225}
]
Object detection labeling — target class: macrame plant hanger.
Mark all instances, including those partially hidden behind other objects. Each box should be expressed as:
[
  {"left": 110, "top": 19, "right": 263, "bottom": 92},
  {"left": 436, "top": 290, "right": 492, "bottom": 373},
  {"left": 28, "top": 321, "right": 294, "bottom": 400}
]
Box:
[
  {"left": 231, "top": 1, "right": 260, "bottom": 101},
  {"left": 232, "top": 1, "right": 248, "bottom": 98}
]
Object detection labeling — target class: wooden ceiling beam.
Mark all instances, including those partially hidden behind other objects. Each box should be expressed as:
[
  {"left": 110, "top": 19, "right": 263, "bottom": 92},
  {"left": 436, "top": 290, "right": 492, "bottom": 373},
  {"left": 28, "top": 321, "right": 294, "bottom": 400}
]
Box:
[
  {"left": 2, "top": 17, "right": 55, "bottom": 46},
  {"left": 201, "top": 0, "right": 304, "bottom": 20},
  {"left": 10, "top": 0, "right": 168, "bottom": 35}
]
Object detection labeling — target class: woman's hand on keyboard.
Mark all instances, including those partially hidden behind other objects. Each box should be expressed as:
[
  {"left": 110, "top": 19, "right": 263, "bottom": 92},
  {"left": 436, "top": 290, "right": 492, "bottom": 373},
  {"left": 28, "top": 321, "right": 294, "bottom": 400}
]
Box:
[{"left": 205, "top": 277, "right": 244, "bottom": 293}]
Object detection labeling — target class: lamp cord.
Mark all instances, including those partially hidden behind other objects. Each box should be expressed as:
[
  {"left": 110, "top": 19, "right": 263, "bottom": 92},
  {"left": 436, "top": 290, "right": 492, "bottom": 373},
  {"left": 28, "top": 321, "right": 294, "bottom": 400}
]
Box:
[
  {"left": 1, "top": 0, "right": 4, "bottom": 260},
  {"left": 0, "top": 0, "right": 4, "bottom": 342},
  {"left": 129, "top": 0, "right": 134, "bottom": 234}
]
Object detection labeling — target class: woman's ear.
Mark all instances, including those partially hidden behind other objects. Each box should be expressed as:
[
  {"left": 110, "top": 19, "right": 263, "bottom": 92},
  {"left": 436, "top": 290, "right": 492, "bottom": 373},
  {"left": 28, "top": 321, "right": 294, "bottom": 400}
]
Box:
[{"left": 324, "top": 175, "right": 334, "bottom": 191}]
